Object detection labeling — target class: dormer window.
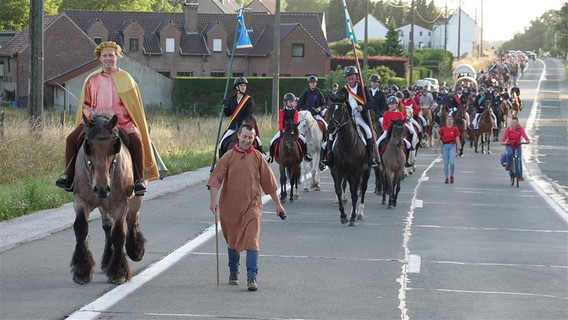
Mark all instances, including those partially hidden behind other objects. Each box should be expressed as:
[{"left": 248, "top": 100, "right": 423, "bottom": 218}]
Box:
[
  {"left": 129, "top": 37, "right": 139, "bottom": 52},
  {"left": 93, "top": 37, "right": 102, "bottom": 45},
  {"left": 166, "top": 38, "right": 175, "bottom": 53},
  {"left": 213, "top": 39, "right": 222, "bottom": 53}
]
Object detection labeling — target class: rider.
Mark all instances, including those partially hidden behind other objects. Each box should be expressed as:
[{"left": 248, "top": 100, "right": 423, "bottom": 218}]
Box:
[
  {"left": 320, "top": 82, "right": 344, "bottom": 169},
  {"left": 500, "top": 117, "right": 530, "bottom": 181},
  {"left": 367, "top": 74, "right": 387, "bottom": 119},
  {"left": 55, "top": 41, "right": 158, "bottom": 195},
  {"left": 449, "top": 85, "right": 464, "bottom": 117},
  {"left": 472, "top": 87, "right": 497, "bottom": 129},
  {"left": 297, "top": 75, "right": 328, "bottom": 132},
  {"left": 510, "top": 82, "right": 522, "bottom": 110},
  {"left": 219, "top": 77, "right": 264, "bottom": 157},
  {"left": 269, "top": 93, "right": 312, "bottom": 162},
  {"left": 339, "top": 66, "right": 379, "bottom": 168},
  {"left": 400, "top": 88, "right": 423, "bottom": 147},
  {"left": 376, "top": 96, "right": 413, "bottom": 166}
]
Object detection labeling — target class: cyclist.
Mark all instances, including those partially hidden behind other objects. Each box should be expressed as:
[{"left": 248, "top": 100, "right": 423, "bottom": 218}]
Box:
[{"left": 500, "top": 117, "right": 530, "bottom": 181}]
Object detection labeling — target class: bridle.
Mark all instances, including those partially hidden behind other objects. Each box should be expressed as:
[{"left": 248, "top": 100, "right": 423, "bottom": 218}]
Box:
[{"left": 328, "top": 103, "right": 358, "bottom": 155}]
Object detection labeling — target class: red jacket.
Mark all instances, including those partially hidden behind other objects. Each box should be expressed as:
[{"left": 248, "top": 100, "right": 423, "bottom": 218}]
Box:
[
  {"left": 278, "top": 107, "right": 299, "bottom": 131},
  {"left": 401, "top": 98, "right": 419, "bottom": 117},
  {"left": 382, "top": 110, "right": 405, "bottom": 132},
  {"left": 500, "top": 126, "right": 529, "bottom": 146}
]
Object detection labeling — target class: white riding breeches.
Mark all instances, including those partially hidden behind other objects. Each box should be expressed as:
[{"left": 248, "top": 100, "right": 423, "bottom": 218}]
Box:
[
  {"left": 376, "top": 131, "right": 411, "bottom": 149},
  {"left": 354, "top": 115, "right": 372, "bottom": 139}
]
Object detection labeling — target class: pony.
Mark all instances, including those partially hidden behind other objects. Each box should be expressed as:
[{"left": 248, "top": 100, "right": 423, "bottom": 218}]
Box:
[
  {"left": 511, "top": 92, "right": 521, "bottom": 118},
  {"left": 404, "top": 106, "right": 420, "bottom": 176},
  {"left": 275, "top": 120, "right": 302, "bottom": 203},
  {"left": 501, "top": 98, "right": 510, "bottom": 128},
  {"left": 380, "top": 119, "right": 406, "bottom": 209},
  {"left": 327, "top": 103, "right": 371, "bottom": 226},
  {"left": 297, "top": 110, "right": 323, "bottom": 192},
  {"left": 71, "top": 113, "right": 146, "bottom": 285},
  {"left": 473, "top": 106, "right": 494, "bottom": 154},
  {"left": 421, "top": 105, "right": 434, "bottom": 147},
  {"left": 491, "top": 100, "right": 505, "bottom": 141}
]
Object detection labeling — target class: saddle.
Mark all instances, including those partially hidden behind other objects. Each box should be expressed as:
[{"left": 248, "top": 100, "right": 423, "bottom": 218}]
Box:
[
  {"left": 316, "top": 119, "right": 327, "bottom": 136},
  {"left": 273, "top": 137, "right": 302, "bottom": 159}
]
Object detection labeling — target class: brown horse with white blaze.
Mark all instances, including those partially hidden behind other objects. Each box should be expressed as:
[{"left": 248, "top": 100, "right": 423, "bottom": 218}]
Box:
[{"left": 70, "top": 113, "right": 146, "bottom": 285}]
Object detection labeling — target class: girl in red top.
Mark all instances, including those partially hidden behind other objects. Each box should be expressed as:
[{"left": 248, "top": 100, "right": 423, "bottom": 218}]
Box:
[
  {"left": 269, "top": 93, "right": 312, "bottom": 162},
  {"left": 377, "top": 96, "right": 412, "bottom": 165},
  {"left": 434, "top": 115, "right": 462, "bottom": 184},
  {"left": 500, "top": 117, "right": 530, "bottom": 180}
]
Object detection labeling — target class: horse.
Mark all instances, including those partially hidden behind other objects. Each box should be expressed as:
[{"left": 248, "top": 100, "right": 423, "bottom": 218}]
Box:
[
  {"left": 327, "top": 103, "right": 371, "bottom": 226},
  {"left": 380, "top": 119, "right": 406, "bottom": 209},
  {"left": 421, "top": 105, "right": 434, "bottom": 147},
  {"left": 501, "top": 98, "right": 510, "bottom": 128},
  {"left": 491, "top": 101, "right": 505, "bottom": 141},
  {"left": 297, "top": 110, "right": 323, "bottom": 192},
  {"left": 473, "top": 107, "right": 494, "bottom": 154},
  {"left": 219, "top": 117, "right": 262, "bottom": 159},
  {"left": 275, "top": 120, "right": 302, "bottom": 203},
  {"left": 404, "top": 106, "right": 420, "bottom": 176},
  {"left": 511, "top": 92, "right": 521, "bottom": 118},
  {"left": 71, "top": 113, "right": 146, "bottom": 285},
  {"left": 453, "top": 105, "right": 469, "bottom": 156}
]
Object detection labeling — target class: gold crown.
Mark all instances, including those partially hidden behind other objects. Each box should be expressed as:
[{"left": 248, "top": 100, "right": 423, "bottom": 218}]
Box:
[{"left": 94, "top": 41, "right": 122, "bottom": 58}]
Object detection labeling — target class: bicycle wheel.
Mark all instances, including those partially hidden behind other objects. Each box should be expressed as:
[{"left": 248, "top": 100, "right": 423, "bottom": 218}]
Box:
[
  {"left": 515, "top": 157, "right": 520, "bottom": 188},
  {"left": 509, "top": 156, "right": 516, "bottom": 186}
]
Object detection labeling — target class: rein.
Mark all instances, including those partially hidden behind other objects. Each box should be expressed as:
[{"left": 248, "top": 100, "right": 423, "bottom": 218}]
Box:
[{"left": 329, "top": 104, "right": 358, "bottom": 155}]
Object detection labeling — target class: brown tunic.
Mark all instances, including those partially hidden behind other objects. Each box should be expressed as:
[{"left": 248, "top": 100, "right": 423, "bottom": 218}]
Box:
[{"left": 207, "top": 149, "right": 278, "bottom": 251}]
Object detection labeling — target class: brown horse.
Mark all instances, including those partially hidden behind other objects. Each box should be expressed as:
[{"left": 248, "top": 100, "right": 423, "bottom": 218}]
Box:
[
  {"left": 421, "top": 106, "right": 434, "bottom": 147},
  {"left": 511, "top": 93, "right": 521, "bottom": 118},
  {"left": 501, "top": 99, "right": 510, "bottom": 127},
  {"left": 473, "top": 107, "right": 494, "bottom": 154},
  {"left": 219, "top": 117, "right": 262, "bottom": 159},
  {"left": 380, "top": 119, "right": 406, "bottom": 209},
  {"left": 275, "top": 120, "right": 302, "bottom": 203},
  {"left": 327, "top": 103, "right": 370, "bottom": 226},
  {"left": 71, "top": 113, "right": 146, "bottom": 285},
  {"left": 453, "top": 105, "right": 469, "bottom": 156}
]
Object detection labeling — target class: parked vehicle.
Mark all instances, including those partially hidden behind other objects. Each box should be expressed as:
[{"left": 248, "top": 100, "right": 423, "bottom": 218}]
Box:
[{"left": 423, "top": 77, "right": 439, "bottom": 92}]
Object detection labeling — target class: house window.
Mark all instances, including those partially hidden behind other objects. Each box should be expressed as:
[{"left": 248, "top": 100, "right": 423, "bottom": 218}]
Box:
[
  {"left": 177, "top": 71, "right": 193, "bottom": 77},
  {"left": 292, "top": 43, "right": 304, "bottom": 57},
  {"left": 93, "top": 37, "right": 102, "bottom": 45},
  {"left": 213, "top": 39, "right": 222, "bottom": 52},
  {"left": 166, "top": 38, "right": 175, "bottom": 53},
  {"left": 0, "top": 61, "right": 4, "bottom": 80},
  {"left": 232, "top": 72, "right": 244, "bottom": 77},
  {"left": 210, "top": 72, "right": 225, "bottom": 77},
  {"left": 158, "top": 71, "right": 171, "bottom": 78},
  {"left": 419, "top": 31, "right": 423, "bottom": 36},
  {"left": 129, "top": 38, "right": 139, "bottom": 52}
]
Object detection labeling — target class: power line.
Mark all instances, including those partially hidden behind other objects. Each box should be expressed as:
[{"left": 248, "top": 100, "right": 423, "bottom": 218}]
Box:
[{"left": 413, "top": 8, "right": 444, "bottom": 24}]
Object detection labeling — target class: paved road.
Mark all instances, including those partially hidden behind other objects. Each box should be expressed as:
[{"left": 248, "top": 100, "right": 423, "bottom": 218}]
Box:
[{"left": 1, "top": 58, "right": 566, "bottom": 320}]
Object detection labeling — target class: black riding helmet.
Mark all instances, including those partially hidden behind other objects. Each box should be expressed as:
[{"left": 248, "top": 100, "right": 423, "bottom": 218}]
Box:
[
  {"left": 234, "top": 77, "right": 248, "bottom": 88},
  {"left": 395, "top": 91, "right": 404, "bottom": 99},
  {"left": 308, "top": 75, "right": 318, "bottom": 83},
  {"left": 283, "top": 92, "right": 296, "bottom": 102},
  {"left": 344, "top": 66, "right": 358, "bottom": 77},
  {"left": 387, "top": 96, "right": 399, "bottom": 105},
  {"left": 390, "top": 84, "right": 399, "bottom": 92},
  {"left": 402, "top": 89, "right": 410, "bottom": 98},
  {"left": 369, "top": 74, "right": 380, "bottom": 82}
]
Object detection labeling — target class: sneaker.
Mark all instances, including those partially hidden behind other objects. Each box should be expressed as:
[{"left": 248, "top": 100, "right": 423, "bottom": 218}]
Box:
[
  {"left": 369, "top": 157, "right": 379, "bottom": 168},
  {"left": 318, "top": 162, "right": 326, "bottom": 171},
  {"left": 444, "top": 178, "right": 449, "bottom": 184},
  {"left": 405, "top": 160, "right": 414, "bottom": 168},
  {"left": 450, "top": 176, "right": 454, "bottom": 184},
  {"left": 505, "top": 165, "right": 510, "bottom": 171},
  {"left": 247, "top": 279, "right": 258, "bottom": 291},
  {"left": 229, "top": 273, "right": 239, "bottom": 285},
  {"left": 134, "top": 180, "right": 146, "bottom": 196},
  {"left": 304, "top": 154, "right": 313, "bottom": 162}
]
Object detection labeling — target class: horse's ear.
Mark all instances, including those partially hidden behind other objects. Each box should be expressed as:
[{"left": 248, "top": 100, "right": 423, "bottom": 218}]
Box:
[{"left": 110, "top": 115, "right": 119, "bottom": 129}]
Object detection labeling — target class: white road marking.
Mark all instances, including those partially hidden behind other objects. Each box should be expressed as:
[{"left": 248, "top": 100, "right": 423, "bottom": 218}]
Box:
[
  {"left": 408, "top": 287, "right": 567, "bottom": 300},
  {"left": 414, "top": 199, "right": 423, "bottom": 208},
  {"left": 407, "top": 255, "right": 421, "bottom": 273}
]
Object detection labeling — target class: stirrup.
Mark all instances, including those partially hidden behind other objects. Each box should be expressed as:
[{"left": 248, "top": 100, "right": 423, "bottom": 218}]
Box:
[
  {"left": 134, "top": 180, "right": 146, "bottom": 196},
  {"left": 56, "top": 174, "right": 74, "bottom": 192}
]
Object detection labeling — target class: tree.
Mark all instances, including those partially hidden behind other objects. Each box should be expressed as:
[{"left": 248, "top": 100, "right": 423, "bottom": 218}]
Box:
[
  {"left": 285, "top": 0, "right": 328, "bottom": 12},
  {"left": 384, "top": 20, "right": 403, "bottom": 56},
  {"left": 0, "top": 0, "right": 29, "bottom": 30}
]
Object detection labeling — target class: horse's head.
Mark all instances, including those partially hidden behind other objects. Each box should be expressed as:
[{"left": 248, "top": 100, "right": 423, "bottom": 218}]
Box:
[
  {"left": 388, "top": 119, "right": 405, "bottom": 148},
  {"left": 282, "top": 120, "right": 299, "bottom": 144},
  {"left": 405, "top": 106, "right": 413, "bottom": 121},
  {"left": 297, "top": 111, "right": 311, "bottom": 136},
  {"left": 327, "top": 103, "right": 349, "bottom": 135},
  {"left": 82, "top": 113, "right": 121, "bottom": 198}
]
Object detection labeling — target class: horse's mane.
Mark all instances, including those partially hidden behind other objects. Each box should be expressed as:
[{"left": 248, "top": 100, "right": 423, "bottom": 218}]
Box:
[
  {"left": 85, "top": 113, "right": 119, "bottom": 141},
  {"left": 387, "top": 119, "right": 404, "bottom": 137}
]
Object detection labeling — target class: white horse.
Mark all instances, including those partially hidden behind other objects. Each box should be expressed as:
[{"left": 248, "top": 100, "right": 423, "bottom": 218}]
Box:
[
  {"left": 298, "top": 111, "right": 323, "bottom": 191},
  {"left": 404, "top": 106, "right": 419, "bottom": 176}
]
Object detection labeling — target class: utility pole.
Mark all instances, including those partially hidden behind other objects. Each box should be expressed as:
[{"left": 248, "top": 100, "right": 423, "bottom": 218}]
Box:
[
  {"left": 271, "top": 0, "right": 280, "bottom": 121},
  {"left": 480, "top": 0, "right": 484, "bottom": 57},
  {"left": 363, "top": 0, "right": 369, "bottom": 70},
  {"left": 409, "top": 0, "right": 415, "bottom": 84},
  {"left": 457, "top": 0, "right": 462, "bottom": 58},
  {"left": 29, "top": 0, "right": 44, "bottom": 131},
  {"left": 444, "top": 5, "right": 448, "bottom": 51}
]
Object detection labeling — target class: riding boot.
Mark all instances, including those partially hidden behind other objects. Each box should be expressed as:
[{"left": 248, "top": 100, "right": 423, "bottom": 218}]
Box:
[
  {"left": 405, "top": 148, "right": 413, "bottom": 167},
  {"left": 128, "top": 133, "right": 146, "bottom": 196},
  {"left": 322, "top": 140, "right": 334, "bottom": 168},
  {"left": 301, "top": 140, "right": 312, "bottom": 162},
  {"left": 366, "top": 138, "right": 378, "bottom": 168},
  {"left": 56, "top": 125, "right": 83, "bottom": 192}
]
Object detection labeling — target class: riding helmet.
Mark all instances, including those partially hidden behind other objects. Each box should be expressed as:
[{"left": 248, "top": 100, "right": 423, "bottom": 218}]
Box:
[
  {"left": 455, "top": 85, "right": 463, "bottom": 91},
  {"left": 283, "top": 92, "right": 296, "bottom": 102},
  {"left": 234, "top": 77, "right": 248, "bottom": 88},
  {"left": 387, "top": 96, "right": 399, "bottom": 105},
  {"left": 331, "top": 82, "right": 339, "bottom": 89},
  {"left": 308, "top": 75, "right": 318, "bottom": 83},
  {"left": 395, "top": 91, "right": 404, "bottom": 99},
  {"left": 344, "top": 66, "right": 358, "bottom": 77},
  {"left": 369, "top": 74, "right": 380, "bottom": 82},
  {"left": 402, "top": 89, "right": 410, "bottom": 98},
  {"left": 390, "top": 84, "right": 399, "bottom": 92}
]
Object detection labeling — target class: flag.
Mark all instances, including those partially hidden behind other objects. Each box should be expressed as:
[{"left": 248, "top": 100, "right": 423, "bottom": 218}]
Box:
[
  {"left": 235, "top": 9, "right": 253, "bottom": 49},
  {"left": 342, "top": 0, "right": 357, "bottom": 44}
]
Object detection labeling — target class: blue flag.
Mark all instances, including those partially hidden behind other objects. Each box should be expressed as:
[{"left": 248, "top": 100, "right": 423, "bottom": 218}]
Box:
[
  {"left": 235, "top": 9, "right": 253, "bottom": 49},
  {"left": 342, "top": 0, "right": 357, "bottom": 44}
]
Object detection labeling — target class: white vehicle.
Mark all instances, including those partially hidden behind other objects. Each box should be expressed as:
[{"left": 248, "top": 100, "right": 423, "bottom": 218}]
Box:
[
  {"left": 423, "top": 77, "right": 439, "bottom": 92},
  {"left": 414, "top": 79, "right": 433, "bottom": 91}
]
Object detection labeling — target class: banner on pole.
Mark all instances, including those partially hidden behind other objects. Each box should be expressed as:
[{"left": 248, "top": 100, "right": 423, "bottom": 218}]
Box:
[
  {"left": 342, "top": 0, "right": 358, "bottom": 44},
  {"left": 235, "top": 9, "right": 253, "bottom": 49}
]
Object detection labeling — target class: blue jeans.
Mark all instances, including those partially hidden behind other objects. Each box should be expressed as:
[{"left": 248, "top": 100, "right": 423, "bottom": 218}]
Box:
[
  {"left": 228, "top": 248, "right": 259, "bottom": 280},
  {"left": 441, "top": 143, "right": 456, "bottom": 177},
  {"left": 506, "top": 145, "right": 523, "bottom": 176}
]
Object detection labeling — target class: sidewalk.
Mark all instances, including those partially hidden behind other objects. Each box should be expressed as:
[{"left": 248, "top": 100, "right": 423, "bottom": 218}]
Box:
[{"left": 0, "top": 167, "right": 211, "bottom": 252}]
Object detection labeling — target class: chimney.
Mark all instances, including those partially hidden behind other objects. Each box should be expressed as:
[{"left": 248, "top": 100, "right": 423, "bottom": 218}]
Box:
[
  {"left": 183, "top": 2, "right": 199, "bottom": 34},
  {"left": 243, "top": 8, "right": 253, "bottom": 31}
]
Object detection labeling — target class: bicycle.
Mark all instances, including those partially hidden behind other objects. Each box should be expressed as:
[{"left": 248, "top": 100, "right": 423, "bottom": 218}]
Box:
[{"left": 504, "top": 142, "right": 527, "bottom": 187}]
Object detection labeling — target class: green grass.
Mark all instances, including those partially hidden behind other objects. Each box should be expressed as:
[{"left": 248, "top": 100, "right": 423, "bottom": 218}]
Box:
[{"left": 0, "top": 107, "right": 276, "bottom": 221}]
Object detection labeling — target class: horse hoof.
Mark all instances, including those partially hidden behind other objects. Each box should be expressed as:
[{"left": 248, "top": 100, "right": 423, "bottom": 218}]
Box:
[
  {"left": 381, "top": 200, "right": 386, "bottom": 205},
  {"left": 348, "top": 221, "right": 357, "bottom": 227},
  {"left": 315, "top": 186, "right": 321, "bottom": 191},
  {"left": 73, "top": 274, "right": 92, "bottom": 285},
  {"left": 108, "top": 276, "right": 126, "bottom": 285},
  {"left": 340, "top": 218, "right": 349, "bottom": 224},
  {"left": 387, "top": 205, "right": 393, "bottom": 209},
  {"left": 303, "top": 187, "right": 309, "bottom": 192},
  {"left": 488, "top": 151, "right": 492, "bottom": 155},
  {"left": 356, "top": 214, "right": 364, "bottom": 221}
]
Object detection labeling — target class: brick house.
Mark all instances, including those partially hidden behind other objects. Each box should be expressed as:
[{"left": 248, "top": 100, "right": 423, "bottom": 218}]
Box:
[{"left": 0, "top": 3, "right": 330, "bottom": 110}]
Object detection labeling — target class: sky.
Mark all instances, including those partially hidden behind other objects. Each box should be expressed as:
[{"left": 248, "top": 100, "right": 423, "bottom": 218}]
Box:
[{"left": 429, "top": 0, "right": 565, "bottom": 42}]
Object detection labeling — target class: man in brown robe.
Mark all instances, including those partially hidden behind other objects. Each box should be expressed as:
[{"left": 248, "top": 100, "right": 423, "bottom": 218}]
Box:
[{"left": 207, "top": 123, "right": 286, "bottom": 291}]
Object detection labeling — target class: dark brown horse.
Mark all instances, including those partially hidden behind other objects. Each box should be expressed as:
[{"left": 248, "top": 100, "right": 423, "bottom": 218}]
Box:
[
  {"left": 275, "top": 120, "right": 302, "bottom": 202},
  {"left": 453, "top": 105, "right": 469, "bottom": 156},
  {"left": 219, "top": 117, "right": 262, "bottom": 159},
  {"left": 421, "top": 105, "right": 434, "bottom": 147},
  {"left": 327, "top": 103, "right": 371, "bottom": 226},
  {"left": 71, "top": 113, "right": 146, "bottom": 285},
  {"left": 380, "top": 119, "right": 406, "bottom": 209},
  {"left": 473, "top": 107, "right": 494, "bottom": 154},
  {"left": 511, "top": 92, "right": 521, "bottom": 118}
]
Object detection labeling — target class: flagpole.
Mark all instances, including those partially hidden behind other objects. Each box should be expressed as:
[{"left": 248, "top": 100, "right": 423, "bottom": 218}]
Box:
[
  {"left": 344, "top": 0, "right": 380, "bottom": 164},
  {"left": 210, "top": 7, "right": 246, "bottom": 173}
]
